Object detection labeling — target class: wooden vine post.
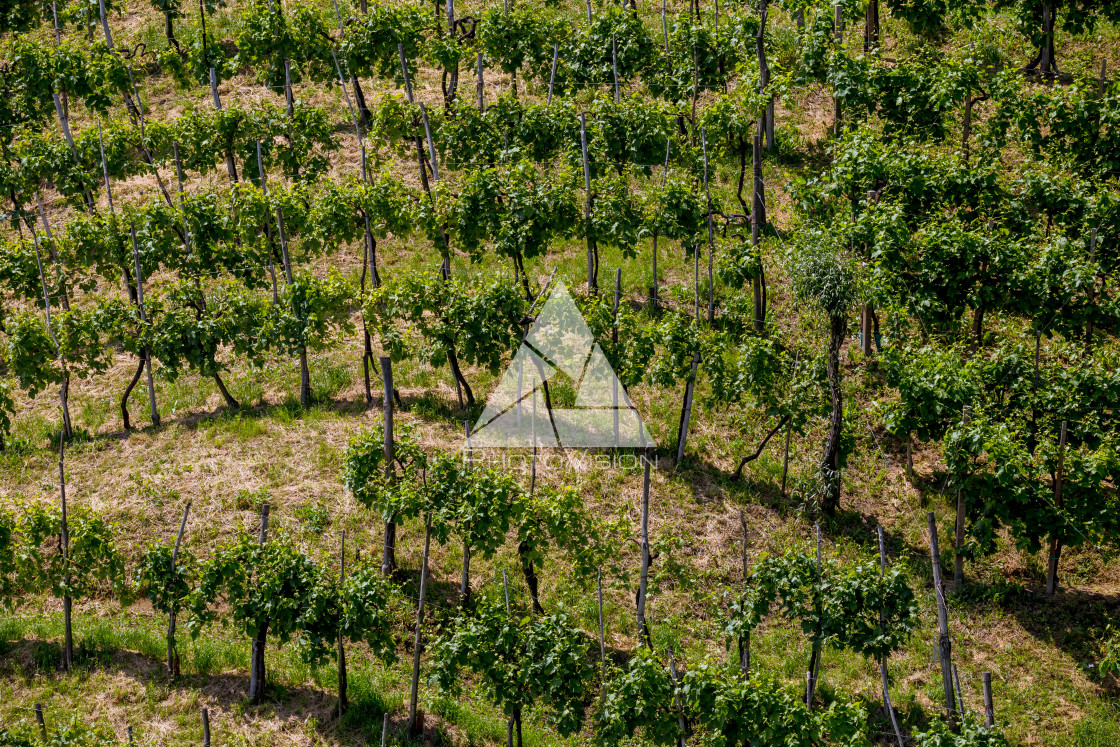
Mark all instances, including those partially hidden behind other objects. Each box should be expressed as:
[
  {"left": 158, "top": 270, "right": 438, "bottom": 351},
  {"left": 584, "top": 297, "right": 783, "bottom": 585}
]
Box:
[
  {"left": 547, "top": 43, "right": 559, "bottom": 105},
  {"left": 751, "top": 133, "right": 766, "bottom": 333},
  {"left": 257, "top": 148, "right": 310, "bottom": 407},
  {"left": 806, "top": 522, "right": 822, "bottom": 707},
  {"left": 878, "top": 526, "right": 904, "bottom": 747},
  {"left": 833, "top": 3, "right": 843, "bottom": 136},
  {"left": 1086, "top": 228, "right": 1098, "bottom": 347},
  {"left": 983, "top": 672, "right": 995, "bottom": 726},
  {"left": 201, "top": 707, "right": 210, "bottom": 747},
  {"left": 59, "top": 434, "right": 72, "bottom": 671},
  {"left": 954, "top": 406, "right": 971, "bottom": 591},
  {"left": 738, "top": 510, "right": 750, "bottom": 676},
  {"left": 1045, "top": 420, "right": 1068, "bottom": 598},
  {"left": 927, "top": 511, "right": 959, "bottom": 732},
  {"left": 407, "top": 515, "right": 433, "bottom": 737},
  {"left": 51, "top": 94, "right": 93, "bottom": 210},
  {"left": 337, "top": 530, "right": 348, "bottom": 717},
  {"left": 667, "top": 644, "right": 688, "bottom": 747},
  {"left": 168, "top": 502, "right": 192, "bottom": 677},
  {"left": 477, "top": 52, "right": 485, "bottom": 111},
  {"left": 612, "top": 269, "right": 621, "bottom": 445},
  {"left": 579, "top": 112, "right": 597, "bottom": 293},
  {"left": 29, "top": 198, "right": 73, "bottom": 441},
  {"left": 249, "top": 503, "right": 270, "bottom": 704},
  {"left": 757, "top": 1, "right": 774, "bottom": 149},
  {"left": 861, "top": 190, "right": 878, "bottom": 357},
  {"left": 597, "top": 567, "right": 607, "bottom": 704},
  {"left": 209, "top": 69, "right": 239, "bottom": 185},
  {"left": 865, "top": 0, "right": 879, "bottom": 54},
  {"left": 398, "top": 44, "right": 451, "bottom": 279},
  {"left": 381, "top": 357, "right": 397, "bottom": 576},
  {"left": 129, "top": 222, "right": 161, "bottom": 427},
  {"left": 636, "top": 452, "right": 652, "bottom": 649},
  {"left": 254, "top": 142, "right": 281, "bottom": 305},
  {"left": 651, "top": 139, "right": 670, "bottom": 309},
  {"left": 611, "top": 33, "right": 620, "bottom": 104},
  {"left": 701, "top": 128, "right": 714, "bottom": 325},
  {"left": 35, "top": 703, "right": 46, "bottom": 740}
]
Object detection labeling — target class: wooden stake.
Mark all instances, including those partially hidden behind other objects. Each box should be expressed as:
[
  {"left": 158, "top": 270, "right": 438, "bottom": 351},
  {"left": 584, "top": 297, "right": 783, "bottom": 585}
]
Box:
[
  {"left": 407, "top": 515, "right": 433, "bottom": 737},
  {"left": 254, "top": 142, "right": 281, "bottom": 304},
  {"left": 982, "top": 672, "right": 994, "bottom": 727},
  {"left": 168, "top": 502, "right": 191, "bottom": 677},
  {"left": 35, "top": 703, "right": 46, "bottom": 740},
  {"left": 130, "top": 222, "right": 160, "bottom": 427},
  {"left": 209, "top": 69, "right": 238, "bottom": 185},
  {"left": 283, "top": 59, "right": 294, "bottom": 118},
  {"left": 420, "top": 104, "right": 439, "bottom": 181},
  {"left": 547, "top": 43, "right": 558, "bottom": 105},
  {"left": 98, "top": 0, "right": 114, "bottom": 48},
  {"left": 248, "top": 503, "right": 269, "bottom": 700},
  {"left": 906, "top": 435, "right": 914, "bottom": 481},
  {"left": 806, "top": 522, "right": 822, "bottom": 707},
  {"left": 927, "top": 511, "right": 959, "bottom": 732},
  {"left": 953, "top": 663, "right": 965, "bottom": 720},
  {"left": 380, "top": 713, "right": 389, "bottom": 746},
  {"left": 201, "top": 707, "right": 210, "bottom": 747},
  {"left": 878, "top": 527, "right": 904, "bottom": 747},
  {"left": 751, "top": 133, "right": 765, "bottom": 332},
  {"left": 701, "top": 128, "right": 714, "bottom": 325},
  {"left": 833, "top": 4, "right": 843, "bottom": 135},
  {"left": 637, "top": 452, "right": 652, "bottom": 649},
  {"left": 338, "top": 530, "right": 348, "bottom": 718},
  {"left": 1046, "top": 420, "right": 1067, "bottom": 598},
  {"left": 477, "top": 52, "right": 485, "bottom": 111},
  {"left": 611, "top": 33, "right": 620, "bottom": 104},
  {"left": 29, "top": 198, "right": 73, "bottom": 441},
  {"left": 954, "top": 406, "right": 971, "bottom": 591},
  {"left": 597, "top": 567, "right": 606, "bottom": 702},
  {"left": 579, "top": 112, "right": 596, "bottom": 293},
  {"left": 381, "top": 357, "right": 396, "bottom": 576},
  {"left": 398, "top": 43, "right": 414, "bottom": 103},
  {"left": 667, "top": 644, "right": 688, "bottom": 747},
  {"left": 96, "top": 119, "right": 113, "bottom": 213},
  {"left": 676, "top": 355, "right": 698, "bottom": 462},
  {"left": 330, "top": 49, "right": 369, "bottom": 182}
]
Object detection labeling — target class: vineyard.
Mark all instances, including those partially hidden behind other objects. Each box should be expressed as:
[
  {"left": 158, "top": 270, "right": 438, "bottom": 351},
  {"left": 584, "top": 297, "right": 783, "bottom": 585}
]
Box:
[{"left": 0, "top": 0, "right": 1119, "bottom": 744}]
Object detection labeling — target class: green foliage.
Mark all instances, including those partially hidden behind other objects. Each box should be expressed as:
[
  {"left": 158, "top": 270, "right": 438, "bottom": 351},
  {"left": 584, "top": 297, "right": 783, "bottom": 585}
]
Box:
[
  {"left": 367, "top": 271, "right": 525, "bottom": 382},
  {"left": 791, "top": 229, "right": 859, "bottom": 320},
  {"left": 431, "top": 597, "right": 592, "bottom": 736},
  {"left": 298, "top": 561, "right": 399, "bottom": 667},
  {"left": 0, "top": 509, "right": 16, "bottom": 608},
  {"left": 339, "top": 2, "right": 427, "bottom": 82},
  {"left": 726, "top": 549, "right": 917, "bottom": 661},
  {"left": 680, "top": 662, "right": 872, "bottom": 747},
  {"left": 596, "top": 647, "right": 680, "bottom": 746},
  {"left": 134, "top": 543, "right": 196, "bottom": 617},
  {"left": 188, "top": 533, "right": 322, "bottom": 651},
  {"left": 427, "top": 456, "right": 521, "bottom": 557},
  {"left": 517, "top": 485, "right": 626, "bottom": 585},
  {"left": 342, "top": 424, "right": 427, "bottom": 519},
  {"left": 880, "top": 344, "right": 980, "bottom": 441},
  {"left": 476, "top": 4, "right": 558, "bottom": 84},
  {"left": 915, "top": 715, "right": 1011, "bottom": 747},
  {"left": 17, "top": 503, "right": 126, "bottom": 601},
  {"left": 1098, "top": 624, "right": 1120, "bottom": 678}
]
